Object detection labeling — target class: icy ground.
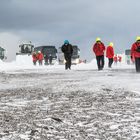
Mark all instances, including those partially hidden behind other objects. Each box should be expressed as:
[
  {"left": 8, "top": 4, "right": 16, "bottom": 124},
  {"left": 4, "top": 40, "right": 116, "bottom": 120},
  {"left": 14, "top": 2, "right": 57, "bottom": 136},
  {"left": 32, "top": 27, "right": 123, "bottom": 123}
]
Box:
[{"left": 0, "top": 65, "right": 140, "bottom": 140}]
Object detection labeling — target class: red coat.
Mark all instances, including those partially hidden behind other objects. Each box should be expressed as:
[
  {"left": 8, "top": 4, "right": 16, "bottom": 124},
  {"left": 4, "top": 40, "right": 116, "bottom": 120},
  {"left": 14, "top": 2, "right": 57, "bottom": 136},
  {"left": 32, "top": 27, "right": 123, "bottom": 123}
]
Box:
[
  {"left": 37, "top": 53, "right": 44, "bottom": 60},
  {"left": 131, "top": 42, "right": 140, "bottom": 58},
  {"left": 106, "top": 46, "right": 114, "bottom": 58},
  {"left": 113, "top": 56, "right": 117, "bottom": 62},
  {"left": 93, "top": 42, "right": 105, "bottom": 56},
  {"left": 32, "top": 54, "right": 37, "bottom": 62},
  {"left": 118, "top": 56, "right": 122, "bottom": 62}
]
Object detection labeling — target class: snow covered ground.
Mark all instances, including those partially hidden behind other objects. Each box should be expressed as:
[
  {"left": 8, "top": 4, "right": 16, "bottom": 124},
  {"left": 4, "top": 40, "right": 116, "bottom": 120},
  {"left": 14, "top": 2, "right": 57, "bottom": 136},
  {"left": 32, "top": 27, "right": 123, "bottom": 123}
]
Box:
[{"left": 0, "top": 56, "right": 140, "bottom": 139}]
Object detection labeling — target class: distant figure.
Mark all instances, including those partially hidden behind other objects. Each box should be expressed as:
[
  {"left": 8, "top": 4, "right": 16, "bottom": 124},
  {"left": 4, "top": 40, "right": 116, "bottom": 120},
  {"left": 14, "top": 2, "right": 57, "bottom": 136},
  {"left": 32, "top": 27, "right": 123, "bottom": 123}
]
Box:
[
  {"left": 93, "top": 37, "right": 106, "bottom": 70},
  {"left": 37, "top": 51, "right": 44, "bottom": 65},
  {"left": 113, "top": 55, "right": 118, "bottom": 65},
  {"left": 118, "top": 55, "right": 122, "bottom": 63},
  {"left": 32, "top": 52, "right": 37, "bottom": 65},
  {"left": 84, "top": 59, "right": 87, "bottom": 63},
  {"left": 49, "top": 54, "right": 53, "bottom": 65},
  {"left": 61, "top": 40, "right": 73, "bottom": 70},
  {"left": 106, "top": 42, "right": 114, "bottom": 68},
  {"left": 44, "top": 54, "right": 48, "bottom": 65},
  {"left": 131, "top": 36, "right": 140, "bottom": 72}
]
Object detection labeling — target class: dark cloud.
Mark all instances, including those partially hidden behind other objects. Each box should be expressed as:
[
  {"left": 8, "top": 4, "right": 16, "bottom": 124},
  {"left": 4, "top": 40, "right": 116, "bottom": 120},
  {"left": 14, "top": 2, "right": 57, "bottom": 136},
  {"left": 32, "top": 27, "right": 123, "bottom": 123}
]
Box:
[{"left": 0, "top": 0, "right": 140, "bottom": 61}]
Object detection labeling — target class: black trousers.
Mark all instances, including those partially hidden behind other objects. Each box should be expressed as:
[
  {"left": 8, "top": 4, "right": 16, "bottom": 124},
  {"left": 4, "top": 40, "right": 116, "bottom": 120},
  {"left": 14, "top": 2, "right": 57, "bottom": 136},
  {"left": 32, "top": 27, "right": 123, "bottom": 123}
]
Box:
[
  {"left": 96, "top": 55, "right": 104, "bottom": 70},
  {"left": 38, "top": 60, "right": 43, "bottom": 65},
  {"left": 135, "top": 57, "right": 140, "bottom": 72},
  {"left": 33, "top": 61, "right": 37, "bottom": 65},
  {"left": 108, "top": 58, "right": 113, "bottom": 68},
  {"left": 49, "top": 59, "right": 52, "bottom": 65},
  {"left": 44, "top": 58, "right": 48, "bottom": 65},
  {"left": 64, "top": 54, "right": 72, "bottom": 70}
]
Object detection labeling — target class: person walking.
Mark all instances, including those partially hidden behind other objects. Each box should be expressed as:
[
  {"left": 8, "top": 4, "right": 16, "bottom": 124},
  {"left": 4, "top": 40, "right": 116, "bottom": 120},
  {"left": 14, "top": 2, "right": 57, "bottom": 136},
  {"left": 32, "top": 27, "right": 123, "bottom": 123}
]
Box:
[
  {"left": 106, "top": 42, "right": 114, "bottom": 68},
  {"left": 61, "top": 40, "right": 73, "bottom": 70},
  {"left": 131, "top": 36, "right": 140, "bottom": 72},
  {"left": 32, "top": 52, "right": 37, "bottom": 65},
  {"left": 37, "top": 51, "right": 44, "bottom": 65},
  {"left": 118, "top": 55, "right": 122, "bottom": 63},
  {"left": 44, "top": 53, "right": 48, "bottom": 65},
  {"left": 113, "top": 55, "right": 118, "bottom": 65},
  {"left": 49, "top": 54, "right": 53, "bottom": 65},
  {"left": 93, "top": 37, "right": 106, "bottom": 70}
]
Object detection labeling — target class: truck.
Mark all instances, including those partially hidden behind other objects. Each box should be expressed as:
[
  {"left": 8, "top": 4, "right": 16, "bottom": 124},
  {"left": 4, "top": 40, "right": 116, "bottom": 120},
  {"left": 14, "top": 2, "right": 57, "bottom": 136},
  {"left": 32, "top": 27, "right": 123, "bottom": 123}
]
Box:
[
  {"left": 16, "top": 42, "right": 34, "bottom": 65},
  {"left": 16, "top": 43, "right": 34, "bottom": 55},
  {"left": 34, "top": 45, "right": 57, "bottom": 64},
  {"left": 58, "top": 45, "right": 80, "bottom": 65}
]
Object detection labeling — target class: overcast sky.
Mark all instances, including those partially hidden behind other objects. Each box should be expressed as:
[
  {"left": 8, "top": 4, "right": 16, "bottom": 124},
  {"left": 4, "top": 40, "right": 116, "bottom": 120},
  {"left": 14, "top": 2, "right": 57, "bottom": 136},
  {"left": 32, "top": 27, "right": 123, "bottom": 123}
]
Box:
[{"left": 0, "top": 0, "right": 140, "bottom": 61}]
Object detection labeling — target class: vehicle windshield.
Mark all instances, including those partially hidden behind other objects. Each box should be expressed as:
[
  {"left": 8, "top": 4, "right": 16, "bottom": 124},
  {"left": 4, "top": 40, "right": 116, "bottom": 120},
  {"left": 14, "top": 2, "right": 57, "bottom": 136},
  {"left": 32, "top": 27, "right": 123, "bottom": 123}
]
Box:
[
  {"left": 20, "top": 44, "right": 34, "bottom": 53},
  {"left": 43, "top": 47, "right": 56, "bottom": 55},
  {"left": 125, "top": 50, "right": 131, "bottom": 55}
]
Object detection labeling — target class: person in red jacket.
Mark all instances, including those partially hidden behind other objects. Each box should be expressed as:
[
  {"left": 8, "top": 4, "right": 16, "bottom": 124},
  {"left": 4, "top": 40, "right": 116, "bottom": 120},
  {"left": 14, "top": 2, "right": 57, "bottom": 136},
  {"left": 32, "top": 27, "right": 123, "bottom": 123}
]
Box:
[
  {"left": 93, "top": 37, "right": 106, "bottom": 70},
  {"left": 113, "top": 55, "right": 118, "bottom": 64},
  {"left": 131, "top": 36, "right": 140, "bottom": 72},
  {"left": 106, "top": 42, "right": 114, "bottom": 68},
  {"left": 32, "top": 52, "right": 37, "bottom": 65},
  {"left": 118, "top": 55, "right": 122, "bottom": 63},
  {"left": 37, "top": 51, "right": 44, "bottom": 65}
]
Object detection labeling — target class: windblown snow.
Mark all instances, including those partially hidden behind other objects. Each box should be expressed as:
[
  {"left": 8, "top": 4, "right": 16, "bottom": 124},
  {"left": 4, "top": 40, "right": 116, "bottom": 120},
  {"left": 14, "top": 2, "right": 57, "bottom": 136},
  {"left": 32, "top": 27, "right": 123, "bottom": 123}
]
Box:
[{"left": 0, "top": 55, "right": 140, "bottom": 140}]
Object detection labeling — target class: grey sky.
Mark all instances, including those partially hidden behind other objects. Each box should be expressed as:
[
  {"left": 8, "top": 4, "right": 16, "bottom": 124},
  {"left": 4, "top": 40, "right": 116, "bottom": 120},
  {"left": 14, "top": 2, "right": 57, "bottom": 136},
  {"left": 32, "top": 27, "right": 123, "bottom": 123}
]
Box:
[{"left": 0, "top": 0, "right": 140, "bottom": 61}]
